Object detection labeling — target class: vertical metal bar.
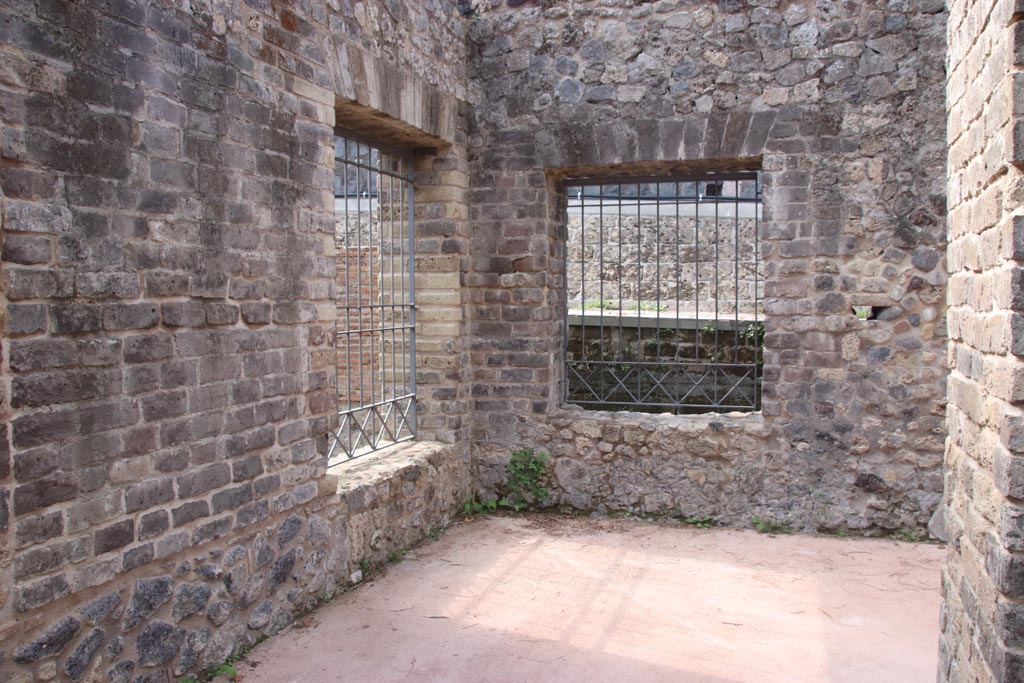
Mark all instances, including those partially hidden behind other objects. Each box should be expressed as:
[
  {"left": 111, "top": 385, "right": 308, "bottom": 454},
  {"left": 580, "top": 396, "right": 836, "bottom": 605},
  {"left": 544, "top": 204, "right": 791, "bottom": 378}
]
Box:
[
  {"left": 734, "top": 181, "right": 741, "bottom": 366},
  {"left": 581, "top": 187, "right": 589, "bottom": 393},
  {"left": 655, "top": 185, "right": 661, "bottom": 363},
  {"left": 388, "top": 165, "right": 397, "bottom": 436},
  {"left": 754, "top": 174, "right": 761, "bottom": 410},
  {"left": 343, "top": 141, "right": 352, "bottom": 456},
  {"left": 562, "top": 185, "right": 569, "bottom": 405},
  {"left": 694, "top": 184, "right": 701, "bottom": 364},
  {"left": 630, "top": 184, "right": 638, "bottom": 403},
  {"left": 713, "top": 185, "right": 720, "bottom": 407},
  {"left": 674, "top": 182, "right": 682, "bottom": 414},
  {"left": 369, "top": 149, "right": 378, "bottom": 438},
  {"left": 398, "top": 159, "right": 407, "bottom": 435},
  {"left": 380, "top": 154, "right": 387, "bottom": 409},
  {"left": 598, "top": 186, "right": 604, "bottom": 401},
  {"left": 407, "top": 165, "right": 417, "bottom": 435},
  {"left": 357, "top": 143, "right": 367, "bottom": 449},
  {"left": 372, "top": 148, "right": 380, "bottom": 438},
  {"left": 615, "top": 183, "right": 622, "bottom": 391}
]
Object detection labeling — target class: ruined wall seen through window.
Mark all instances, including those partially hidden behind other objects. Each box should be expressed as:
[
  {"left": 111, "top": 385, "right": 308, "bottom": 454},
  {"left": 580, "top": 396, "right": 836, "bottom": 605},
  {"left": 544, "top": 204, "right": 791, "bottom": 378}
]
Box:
[{"left": 563, "top": 173, "right": 763, "bottom": 414}]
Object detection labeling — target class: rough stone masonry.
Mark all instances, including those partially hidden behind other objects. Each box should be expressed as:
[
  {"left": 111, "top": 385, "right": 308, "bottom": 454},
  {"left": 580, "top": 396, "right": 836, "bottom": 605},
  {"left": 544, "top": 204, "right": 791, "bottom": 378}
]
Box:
[
  {"left": 465, "top": 0, "right": 948, "bottom": 532},
  {"left": 0, "top": 0, "right": 1017, "bottom": 681}
]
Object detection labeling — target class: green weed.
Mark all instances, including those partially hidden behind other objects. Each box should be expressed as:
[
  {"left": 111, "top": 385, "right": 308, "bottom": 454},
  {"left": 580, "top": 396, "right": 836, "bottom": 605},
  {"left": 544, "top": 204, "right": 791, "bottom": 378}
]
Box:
[
  {"left": 464, "top": 448, "right": 551, "bottom": 515},
  {"left": 751, "top": 516, "right": 793, "bottom": 535},
  {"left": 683, "top": 515, "right": 716, "bottom": 529},
  {"left": 499, "top": 447, "right": 550, "bottom": 512}
]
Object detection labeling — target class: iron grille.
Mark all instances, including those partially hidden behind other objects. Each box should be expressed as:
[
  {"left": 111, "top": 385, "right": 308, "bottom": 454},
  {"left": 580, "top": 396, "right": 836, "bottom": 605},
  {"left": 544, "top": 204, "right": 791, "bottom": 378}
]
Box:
[
  {"left": 563, "top": 173, "right": 763, "bottom": 414},
  {"left": 328, "top": 132, "right": 416, "bottom": 463}
]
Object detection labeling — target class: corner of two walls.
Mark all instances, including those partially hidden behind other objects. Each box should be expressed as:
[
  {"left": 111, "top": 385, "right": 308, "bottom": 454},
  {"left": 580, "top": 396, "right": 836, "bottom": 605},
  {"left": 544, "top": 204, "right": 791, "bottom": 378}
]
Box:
[{"left": 464, "top": 1, "right": 949, "bottom": 534}]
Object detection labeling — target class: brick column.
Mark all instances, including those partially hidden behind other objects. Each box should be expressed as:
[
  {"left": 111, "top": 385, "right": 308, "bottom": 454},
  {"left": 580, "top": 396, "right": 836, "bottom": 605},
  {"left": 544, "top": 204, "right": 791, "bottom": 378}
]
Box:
[
  {"left": 413, "top": 143, "right": 472, "bottom": 445},
  {"left": 941, "top": 0, "right": 1024, "bottom": 679}
]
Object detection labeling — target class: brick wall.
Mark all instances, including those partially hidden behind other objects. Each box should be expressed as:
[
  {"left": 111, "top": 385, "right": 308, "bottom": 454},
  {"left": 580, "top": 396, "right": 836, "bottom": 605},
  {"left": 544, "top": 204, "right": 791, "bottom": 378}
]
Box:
[
  {"left": 465, "top": 0, "right": 949, "bottom": 532},
  {"left": 1, "top": 0, "right": 336, "bottom": 618},
  {"left": 0, "top": 0, "right": 470, "bottom": 680},
  {"left": 412, "top": 145, "right": 474, "bottom": 445},
  {"left": 940, "top": 0, "right": 1024, "bottom": 679}
]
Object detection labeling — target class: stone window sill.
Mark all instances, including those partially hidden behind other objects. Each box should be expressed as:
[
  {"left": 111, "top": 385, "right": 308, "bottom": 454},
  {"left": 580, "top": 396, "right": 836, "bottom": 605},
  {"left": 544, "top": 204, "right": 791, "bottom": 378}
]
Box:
[
  {"left": 327, "top": 440, "right": 452, "bottom": 496},
  {"left": 553, "top": 404, "right": 764, "bottom": 429}
]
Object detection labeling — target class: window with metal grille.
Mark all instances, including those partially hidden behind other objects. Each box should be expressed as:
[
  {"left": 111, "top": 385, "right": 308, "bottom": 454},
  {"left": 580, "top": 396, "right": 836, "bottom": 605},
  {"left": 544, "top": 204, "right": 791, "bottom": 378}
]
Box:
[
  {"left": 563, "top": 172, "right": 763, "bottom": 414},
  {"left": 328, "top": 132, "right": 416, "bottom": 462}
]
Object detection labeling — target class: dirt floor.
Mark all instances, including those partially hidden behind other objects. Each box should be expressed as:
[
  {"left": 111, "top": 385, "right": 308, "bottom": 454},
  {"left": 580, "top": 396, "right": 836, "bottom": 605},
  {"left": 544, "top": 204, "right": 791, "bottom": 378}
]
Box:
[{"left": 237, "top": 515, "right": 945, "bottom": 683}]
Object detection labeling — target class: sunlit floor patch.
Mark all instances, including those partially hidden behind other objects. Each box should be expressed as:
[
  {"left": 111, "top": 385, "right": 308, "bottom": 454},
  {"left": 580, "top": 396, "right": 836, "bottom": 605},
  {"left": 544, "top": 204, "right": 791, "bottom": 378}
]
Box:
[{"left": 238, "top": 516, "right": 943, "bottom": 683}]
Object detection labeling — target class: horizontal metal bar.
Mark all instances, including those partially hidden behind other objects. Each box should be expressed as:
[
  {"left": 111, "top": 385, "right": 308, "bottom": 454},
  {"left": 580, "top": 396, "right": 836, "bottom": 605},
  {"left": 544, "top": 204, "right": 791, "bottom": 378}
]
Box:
[
  {"left": 337, "top": 394, "right": 416, "bottom": 416},
  {"left": 567, "top": 311, "right": 759, "bottom": 330},
  {"left": 564, "top": 171, "right": 759, "bottom": 187},
  {"left": 566, "top": 196, "right": 761, "bottom": 204},
  {"left": 570, "top": 360, "right": 760, "bottom": 370},
  {"left": 567, "top": 399, "right": 756, "bottom": 409},
  {"left": 338, "top": 304, "right": 413, "bottom": 310},
  {"left": 331, "top": 156, "right": 411, "bottom": 183},
  {"left": 337, "top": 325, "right": 415, "bottom": 335}
]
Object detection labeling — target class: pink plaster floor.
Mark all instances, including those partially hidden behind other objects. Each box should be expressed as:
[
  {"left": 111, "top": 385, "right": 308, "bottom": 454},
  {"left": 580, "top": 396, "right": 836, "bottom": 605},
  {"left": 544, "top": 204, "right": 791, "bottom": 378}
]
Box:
[{"left": 237, "top": 515, "right": 944, "bottom": 683}]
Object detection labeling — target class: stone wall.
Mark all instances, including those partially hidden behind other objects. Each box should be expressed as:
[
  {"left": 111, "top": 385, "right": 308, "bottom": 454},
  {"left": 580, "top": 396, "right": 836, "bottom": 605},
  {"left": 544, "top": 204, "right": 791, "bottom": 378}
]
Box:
[
  {"left": 0, "top": 0, "right": 471, "bottom": 680},
  {"left": 539, "top": 411, "right": 769, "bottom": 520},
  {"left": 466, "top": 0, "right": 948, "bottom": 533},
  {"left": 940, "top": 0, "right": 1024, "bottom": 680},
  {"left": 3, "top": 442, "right": 468, "bottom": 683}
]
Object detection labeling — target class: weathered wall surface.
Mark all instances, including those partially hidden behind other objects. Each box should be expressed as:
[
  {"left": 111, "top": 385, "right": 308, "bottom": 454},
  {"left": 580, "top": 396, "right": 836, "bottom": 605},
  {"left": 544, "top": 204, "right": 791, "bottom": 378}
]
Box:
[
  {"left": 2, "top": 442, "right": 467, "bottom": 683},
  {"left": 0, "top": 0, "right": 470, "bottom": 680},
  {"left": 466, "top": 0, "right": 948, "bottom": 532},
  {"left": 941, "top": 0, "right": 1024, "bottom": 680}
]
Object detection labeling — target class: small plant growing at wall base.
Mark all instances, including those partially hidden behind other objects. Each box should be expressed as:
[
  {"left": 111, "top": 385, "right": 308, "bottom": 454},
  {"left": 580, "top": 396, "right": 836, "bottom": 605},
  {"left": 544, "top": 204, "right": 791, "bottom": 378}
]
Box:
[
  {"left": 683, "top": 515, "right": 716, "bottom": 529},
  {"left": 463, "top": 491, "right": 498, "bottom": 515},
  {"left": 499, "top": 447, "right": 550, "bottom": 512},
  {"left": 178, "top": 663, "right": 238, "bottom": 683},
  {"left": 463, "top": 449, "right": 550, "bottom": 514},
  {"left": 751, "top": 516, "right": 793, "bottom": 535}
]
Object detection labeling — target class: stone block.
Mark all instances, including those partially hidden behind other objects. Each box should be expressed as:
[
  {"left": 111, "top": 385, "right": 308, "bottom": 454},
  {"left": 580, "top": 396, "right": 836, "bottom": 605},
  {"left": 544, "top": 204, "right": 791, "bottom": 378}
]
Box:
[
  {"left": 93, "top": 519, "right": 134, "bottom": 555},
  {"left": 123, "top": 576, "right": 173, "bottom": 630},
  {"left": 13, "top": 616, "right": 81, "bottom": 663}
]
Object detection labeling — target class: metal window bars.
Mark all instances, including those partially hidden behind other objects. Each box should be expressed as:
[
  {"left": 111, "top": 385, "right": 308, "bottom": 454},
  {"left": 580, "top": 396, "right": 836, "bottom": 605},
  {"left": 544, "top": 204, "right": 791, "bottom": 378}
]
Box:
[
  {"left": 563, "top": 172, "right": 763, "bottom": 414},
  {"left": 328, "top": 132, "right": 416, "bottom": 463}
]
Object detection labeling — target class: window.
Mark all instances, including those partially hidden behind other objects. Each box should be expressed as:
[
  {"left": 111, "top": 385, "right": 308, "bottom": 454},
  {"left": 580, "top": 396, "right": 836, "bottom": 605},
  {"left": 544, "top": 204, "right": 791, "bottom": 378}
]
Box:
[
  {"left": 563, "top": 173, "right": 763, "bottom": 414},
  {"left": 328, "top": 132, "right": 416, "bottom": 461}
]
